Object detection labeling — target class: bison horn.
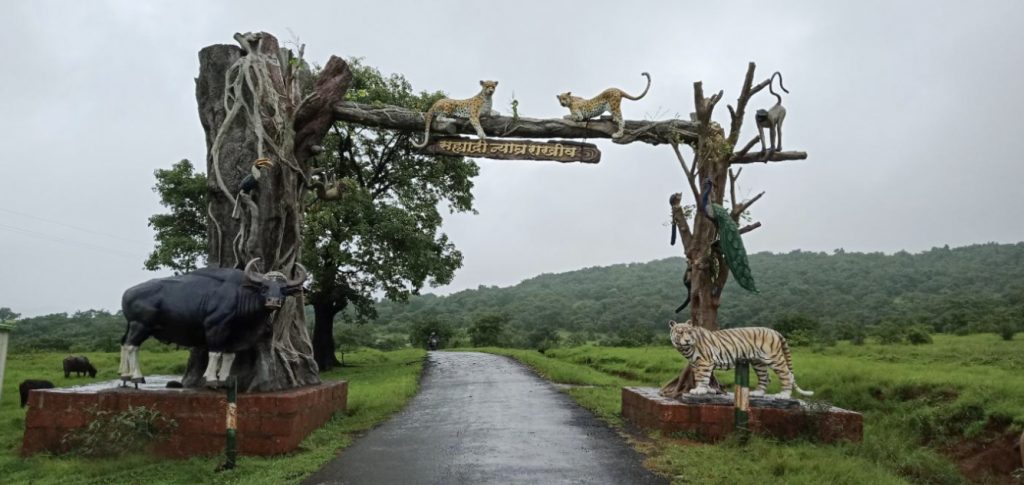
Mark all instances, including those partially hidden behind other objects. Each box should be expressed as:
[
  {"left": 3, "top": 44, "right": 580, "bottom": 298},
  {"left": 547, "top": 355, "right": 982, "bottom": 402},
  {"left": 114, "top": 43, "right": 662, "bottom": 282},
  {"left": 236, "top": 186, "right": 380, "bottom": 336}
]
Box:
[
  {"left": 286, "top": 263, "right": 308, "bottom": 287},
  {"left": 244, "top": 258, "right": 267, "bottom": 283}
]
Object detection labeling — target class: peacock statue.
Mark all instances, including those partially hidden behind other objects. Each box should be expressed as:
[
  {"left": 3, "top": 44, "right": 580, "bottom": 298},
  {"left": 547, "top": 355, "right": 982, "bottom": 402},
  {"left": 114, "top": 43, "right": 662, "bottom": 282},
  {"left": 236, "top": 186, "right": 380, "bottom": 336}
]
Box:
[{"left": 699, "top": 178, "right": 758, "bottom": 293}]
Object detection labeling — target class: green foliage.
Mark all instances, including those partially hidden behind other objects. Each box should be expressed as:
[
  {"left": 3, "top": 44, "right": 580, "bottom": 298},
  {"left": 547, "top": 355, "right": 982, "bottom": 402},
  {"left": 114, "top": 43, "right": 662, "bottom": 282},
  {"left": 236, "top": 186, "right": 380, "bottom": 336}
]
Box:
[
  {"left": 61, "top": 406, "right": 177, "bottom": 457},
  {"left": 468, "top": 314, "right": 507, "bottom": 347},
  {"left": 0, "top": 307, "right": 20, "bottom": 322},
  {"left": 772, "top": 314, "right": 821, "bottom": 346},
  {"left": 526, "top": 326, "right": 560, "bottom": 352},
  {"left": 0, "top": 348, "right": 424, "bottom": 484},
  {"left": 302, "top": 58, "right": 477, "bottom": 323},
  {"left": 874, "top": 321, "right": 907, "bottom": 344},
  {"left": 373, "top": 243, "right": 1024, "bottom": 346},
  {"left": 144, "top": 159, "right": 207, "bottom": 273},
  {"left": 997, "top": 322, "right": 1017, "bottom": 341}
]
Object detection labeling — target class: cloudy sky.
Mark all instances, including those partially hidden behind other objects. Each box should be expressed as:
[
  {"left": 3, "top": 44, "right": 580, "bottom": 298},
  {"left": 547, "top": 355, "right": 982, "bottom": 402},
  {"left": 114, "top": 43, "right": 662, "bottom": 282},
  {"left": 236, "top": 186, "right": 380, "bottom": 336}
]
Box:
[{"left": 1, "top": 1, "right": 1022, "bottom": 316}]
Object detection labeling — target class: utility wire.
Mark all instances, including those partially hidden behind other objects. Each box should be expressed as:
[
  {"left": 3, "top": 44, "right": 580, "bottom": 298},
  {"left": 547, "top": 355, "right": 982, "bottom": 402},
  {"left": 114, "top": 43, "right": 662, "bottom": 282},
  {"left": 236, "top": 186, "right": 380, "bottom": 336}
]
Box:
[
  {"left": 0, "top": 222, "right": 140, "bottom": 260},
  {"left": 0, "top": 207, "right": 150, "bottom": 246}
]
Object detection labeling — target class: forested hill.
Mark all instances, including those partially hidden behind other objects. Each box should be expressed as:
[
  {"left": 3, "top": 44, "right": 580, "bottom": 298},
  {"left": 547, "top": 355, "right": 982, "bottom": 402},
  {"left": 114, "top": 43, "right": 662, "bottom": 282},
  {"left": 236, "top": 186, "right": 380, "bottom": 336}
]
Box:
[{"left": 373, "top": 243, "right": 1024, "bottom": 334}]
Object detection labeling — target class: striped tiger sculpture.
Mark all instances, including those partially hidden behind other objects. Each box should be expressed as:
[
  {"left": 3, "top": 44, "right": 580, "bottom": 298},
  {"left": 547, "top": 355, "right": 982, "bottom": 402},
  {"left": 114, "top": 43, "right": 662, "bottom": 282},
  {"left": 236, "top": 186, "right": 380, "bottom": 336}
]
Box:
[{"left": 669, "top": 320, "right": 814, "bottom": 399}]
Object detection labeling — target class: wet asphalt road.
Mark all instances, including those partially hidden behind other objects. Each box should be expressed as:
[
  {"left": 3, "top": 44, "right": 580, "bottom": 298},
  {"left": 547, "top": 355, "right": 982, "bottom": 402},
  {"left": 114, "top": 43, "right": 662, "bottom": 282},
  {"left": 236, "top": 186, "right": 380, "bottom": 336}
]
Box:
[{"left": 304, "top": 351, "right": 666, "bottom": 485}]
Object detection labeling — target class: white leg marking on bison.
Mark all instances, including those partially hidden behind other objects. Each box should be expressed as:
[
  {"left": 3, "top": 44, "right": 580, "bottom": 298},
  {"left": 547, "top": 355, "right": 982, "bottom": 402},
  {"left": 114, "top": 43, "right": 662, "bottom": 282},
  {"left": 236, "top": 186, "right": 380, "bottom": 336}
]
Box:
[
  {"left": 203, "top": 352, "right": 222, "bottom": 384},
  {"left": 128, "top": 346, "right": 144, "bottom": 381},
  {"left": 218, "top": 353, "right": 236, "bottom": 381},
  {"left": 118, "top": 345, "right": 130, "bottom": 379}
]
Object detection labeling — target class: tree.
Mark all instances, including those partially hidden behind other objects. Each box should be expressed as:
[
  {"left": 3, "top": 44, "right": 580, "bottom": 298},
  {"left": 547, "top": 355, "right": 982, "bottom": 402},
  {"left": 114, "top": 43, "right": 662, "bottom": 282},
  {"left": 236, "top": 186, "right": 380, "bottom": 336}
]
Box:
[
  {"left": 469, "top": 314, "right": 507, "bottom": 347},
  {"left": 145, "top": 159, "right": 207, "bottom": 273},
  {"left": 0, "top": 307, "right": 19, "bottom": 322},
  {"left": 303, "top": 60, "right": 476, "bottom": 371},
  {"left": 150, "top": 43, "right": 474, "bottom": 377}
]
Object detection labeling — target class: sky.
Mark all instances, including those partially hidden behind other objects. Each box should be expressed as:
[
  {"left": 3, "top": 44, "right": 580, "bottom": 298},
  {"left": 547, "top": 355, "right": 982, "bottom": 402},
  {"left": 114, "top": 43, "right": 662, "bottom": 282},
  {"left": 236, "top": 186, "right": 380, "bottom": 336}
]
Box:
[{"left": 1, "top": 0, "right": 1022, "bottom": 316}]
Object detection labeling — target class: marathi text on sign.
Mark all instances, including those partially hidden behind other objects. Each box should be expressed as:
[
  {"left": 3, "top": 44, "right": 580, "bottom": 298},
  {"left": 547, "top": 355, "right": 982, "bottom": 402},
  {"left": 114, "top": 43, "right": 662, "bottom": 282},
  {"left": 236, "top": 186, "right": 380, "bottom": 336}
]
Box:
[{"left": 422, "top": 137, "right": 601, "bottom": 163}]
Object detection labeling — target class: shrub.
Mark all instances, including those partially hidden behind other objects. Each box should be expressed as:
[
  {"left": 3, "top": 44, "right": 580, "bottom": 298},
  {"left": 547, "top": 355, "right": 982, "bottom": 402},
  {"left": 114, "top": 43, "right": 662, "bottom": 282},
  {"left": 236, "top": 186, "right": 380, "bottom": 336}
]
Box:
[
  {"left": 873, "top": 322, "right": 906, "bottom": 344},
  {"left": 469, "top": 314, "right": 507, "bottom": 347},
  {"left": 61, "top": 406, "right": 177, "bottom": 456},
  {"left": 906, "top": 326, "right": 933, "bottom": 345},
  {"left": 997, "top": 322, "right": 1017, "bottom": 341}
]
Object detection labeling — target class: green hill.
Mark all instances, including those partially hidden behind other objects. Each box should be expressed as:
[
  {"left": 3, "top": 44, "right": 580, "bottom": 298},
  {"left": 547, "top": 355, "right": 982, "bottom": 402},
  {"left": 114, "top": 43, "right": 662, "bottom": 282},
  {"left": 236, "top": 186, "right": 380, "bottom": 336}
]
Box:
[{"left": 372, "top": 242, "right": 1024, "bottom": 337}]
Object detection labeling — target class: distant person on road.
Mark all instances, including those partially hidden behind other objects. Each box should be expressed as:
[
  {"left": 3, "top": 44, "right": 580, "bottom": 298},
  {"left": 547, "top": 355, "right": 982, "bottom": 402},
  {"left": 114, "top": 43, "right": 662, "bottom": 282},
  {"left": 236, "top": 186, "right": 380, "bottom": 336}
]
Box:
[{"left": 428, "top": 332, "right": 439, "bottom": 351}]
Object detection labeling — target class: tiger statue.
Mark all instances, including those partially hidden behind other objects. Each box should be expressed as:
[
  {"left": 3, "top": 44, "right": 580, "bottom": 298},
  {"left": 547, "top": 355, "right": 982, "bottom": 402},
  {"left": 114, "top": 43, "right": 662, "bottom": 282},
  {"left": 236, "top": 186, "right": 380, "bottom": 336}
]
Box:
[
  {"left": 412, "top": 80, "right": 499, "bottom": 148},
  {"left": 668, "top": 320, "right": 813, "bottom": 399},
  {"left": 556, "top": 72, "right": 651, "bottom": 138}
]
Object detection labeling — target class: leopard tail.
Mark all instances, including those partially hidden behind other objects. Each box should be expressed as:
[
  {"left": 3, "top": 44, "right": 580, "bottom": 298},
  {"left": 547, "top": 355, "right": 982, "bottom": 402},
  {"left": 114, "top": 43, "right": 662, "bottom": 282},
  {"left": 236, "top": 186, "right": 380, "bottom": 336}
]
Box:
[
  {"left": 412, "top": 109, "right": 434, "bottom": 148},
  {"left": 621, "top": 72, "right": 652, "bottom": 100}
]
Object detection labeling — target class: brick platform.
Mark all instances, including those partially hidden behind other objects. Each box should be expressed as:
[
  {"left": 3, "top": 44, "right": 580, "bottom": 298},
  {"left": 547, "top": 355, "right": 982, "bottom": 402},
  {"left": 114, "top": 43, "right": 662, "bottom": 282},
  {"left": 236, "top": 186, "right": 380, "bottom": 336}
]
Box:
[
  {"left": 22, "top": 379, "right": 347, "bottom": 457},
  {"left": 622, "top": 387, "right": 862, "bottom": 443}
]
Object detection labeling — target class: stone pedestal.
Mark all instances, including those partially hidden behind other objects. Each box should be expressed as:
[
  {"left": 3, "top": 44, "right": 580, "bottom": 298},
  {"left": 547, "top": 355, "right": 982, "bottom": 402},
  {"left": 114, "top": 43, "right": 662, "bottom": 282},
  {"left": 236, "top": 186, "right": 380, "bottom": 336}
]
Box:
[
  {"left": 22, "top": 378, "right": 347, "bottom": 457},
  {"left": 622, "top": 387, "right": 862, "bottom": 443}
]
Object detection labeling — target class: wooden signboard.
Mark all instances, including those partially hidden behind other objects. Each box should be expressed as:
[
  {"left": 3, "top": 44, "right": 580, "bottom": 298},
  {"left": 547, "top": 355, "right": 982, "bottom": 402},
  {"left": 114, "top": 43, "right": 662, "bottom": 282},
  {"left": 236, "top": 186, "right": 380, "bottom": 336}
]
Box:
[{"left": 422, "top": 137, "right": 601, "bottom": 163}]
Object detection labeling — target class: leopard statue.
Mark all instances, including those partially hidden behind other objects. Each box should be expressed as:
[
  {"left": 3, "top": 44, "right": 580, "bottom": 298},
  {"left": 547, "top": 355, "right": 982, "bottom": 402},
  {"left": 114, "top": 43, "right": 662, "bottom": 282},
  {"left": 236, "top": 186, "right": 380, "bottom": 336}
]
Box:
[
  {"left": 556, "top": 72, "right": 651, "bottom": 138},
  {"left": 412, "top": 80, "right": 499, "bottom": 148},
  {"left": 669, "top": 319, "right": 814, "bottom": 399}
]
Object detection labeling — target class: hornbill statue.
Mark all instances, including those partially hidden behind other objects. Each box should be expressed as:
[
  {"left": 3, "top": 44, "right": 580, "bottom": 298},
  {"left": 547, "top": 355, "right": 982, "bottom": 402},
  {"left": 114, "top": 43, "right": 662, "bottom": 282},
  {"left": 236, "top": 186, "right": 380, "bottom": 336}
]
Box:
[{"left": 240, "top": 158, "right": 274, "bottom": 194}]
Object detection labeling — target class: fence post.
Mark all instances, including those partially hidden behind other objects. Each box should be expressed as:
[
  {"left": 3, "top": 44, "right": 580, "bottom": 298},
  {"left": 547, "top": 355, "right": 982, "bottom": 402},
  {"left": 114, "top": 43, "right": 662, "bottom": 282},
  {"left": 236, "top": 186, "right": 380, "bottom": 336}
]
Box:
[
  {"left": 0, "top": 322, "right": 11, "bottom": 403},
  {"left": 218, "top": 376, "right": 238, "bottom": 471},
  {"left": 734, "top": 358, "right": 750, "bottom": 442}
]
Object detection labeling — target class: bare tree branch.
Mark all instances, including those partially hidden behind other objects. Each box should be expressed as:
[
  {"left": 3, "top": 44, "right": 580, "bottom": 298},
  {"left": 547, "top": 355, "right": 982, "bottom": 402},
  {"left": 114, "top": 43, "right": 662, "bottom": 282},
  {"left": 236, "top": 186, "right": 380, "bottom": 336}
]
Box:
[
  {"left": 669, "top": 192, "right": 693, "bottom": 249},
  {"left": 730, "top": 150, "right": 808, "bottom": 165},
  {"left": 727, "top": 62, "right": 758, "bottom": 146},
  {"left": 671, "top": 142, "right": 700, "bottom": 203},
  {"left": 732, "top": 191, "right": 765, "bottom": 219},
  {"left": 734, "top": 136, "right": 761, "bottom": 160},
  {"left": 739, "top": 222, "right": 762, "bottom": 234},
  {"left": 729, "top": 168, "right": 741, "bottom": 212}
]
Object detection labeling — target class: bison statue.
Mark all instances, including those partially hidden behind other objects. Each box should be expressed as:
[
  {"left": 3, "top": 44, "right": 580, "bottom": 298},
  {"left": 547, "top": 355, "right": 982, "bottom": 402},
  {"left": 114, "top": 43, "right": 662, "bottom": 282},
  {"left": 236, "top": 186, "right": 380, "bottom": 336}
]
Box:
[
  {"left": 19, "top": 379, "right": 55, "bottom": 407},
  {"left": 119, "top": 258, "right": 306, "bottom": 387},
  {"left": 63, "top": 355, "right": 97, "bottom": 378}
]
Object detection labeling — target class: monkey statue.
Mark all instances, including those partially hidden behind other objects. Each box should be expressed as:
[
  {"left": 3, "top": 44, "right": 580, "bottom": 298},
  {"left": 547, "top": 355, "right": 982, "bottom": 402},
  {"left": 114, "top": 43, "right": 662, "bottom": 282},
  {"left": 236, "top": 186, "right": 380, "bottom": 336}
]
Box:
[{"left": 755, "top": 71, "right": 789, "bottom": 155}]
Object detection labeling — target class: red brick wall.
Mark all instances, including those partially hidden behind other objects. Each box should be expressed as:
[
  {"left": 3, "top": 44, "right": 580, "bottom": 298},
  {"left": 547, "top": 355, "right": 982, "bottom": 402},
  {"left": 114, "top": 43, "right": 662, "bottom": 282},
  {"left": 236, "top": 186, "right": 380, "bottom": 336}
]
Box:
[
  {"left": 22, "top": 380, "right": 347, "bottom": 457},
  {"left": 621, "top": 387, "right": 862, "bottom": 443}
]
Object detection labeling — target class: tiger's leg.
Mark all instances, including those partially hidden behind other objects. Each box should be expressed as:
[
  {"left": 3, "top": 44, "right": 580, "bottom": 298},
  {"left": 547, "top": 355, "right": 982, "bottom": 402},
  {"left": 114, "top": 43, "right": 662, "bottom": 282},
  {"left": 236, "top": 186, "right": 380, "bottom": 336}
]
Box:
[
  {"left": 752, "top": 364, "right": 771, "bottom": 396},
  {"left": 771, "top": 361, "right": 795, "bottom": 399},
  {"left": 689, "top": 362, "right": 714, "bottom": 395}
]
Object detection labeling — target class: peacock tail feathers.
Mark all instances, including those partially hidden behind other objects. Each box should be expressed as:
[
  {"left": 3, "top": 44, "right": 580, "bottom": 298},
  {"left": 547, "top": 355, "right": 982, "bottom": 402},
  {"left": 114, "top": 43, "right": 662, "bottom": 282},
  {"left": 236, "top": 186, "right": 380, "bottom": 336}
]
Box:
[{"left": 710, "top": 203, "right": 758, "bottom": 293}]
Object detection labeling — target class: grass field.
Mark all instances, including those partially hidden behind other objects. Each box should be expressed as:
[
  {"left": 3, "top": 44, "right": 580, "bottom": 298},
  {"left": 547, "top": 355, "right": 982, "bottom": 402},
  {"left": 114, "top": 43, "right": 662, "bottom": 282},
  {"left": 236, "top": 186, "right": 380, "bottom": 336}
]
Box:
[
  {"left": 478, "top": 333, "right": 1024, "bottom": 485},
  {"left": 0, "top": 345, "right": 425, "bottom": 484}
]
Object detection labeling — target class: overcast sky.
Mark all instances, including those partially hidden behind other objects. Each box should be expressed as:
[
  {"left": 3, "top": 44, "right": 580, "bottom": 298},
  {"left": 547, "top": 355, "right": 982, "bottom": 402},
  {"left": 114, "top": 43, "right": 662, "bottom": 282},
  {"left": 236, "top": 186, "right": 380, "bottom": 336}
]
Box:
[{"left": 2, "top": 1, "right": 1022, "bottom": 316}]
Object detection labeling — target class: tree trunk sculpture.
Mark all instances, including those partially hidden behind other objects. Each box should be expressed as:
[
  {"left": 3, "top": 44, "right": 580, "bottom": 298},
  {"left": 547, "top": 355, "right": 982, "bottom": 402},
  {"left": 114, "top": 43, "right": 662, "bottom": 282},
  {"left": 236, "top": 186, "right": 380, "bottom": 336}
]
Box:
[
  {"left": 659, "top": 63, "right": 808, "bottom": 398},
  {"left": 190, "top": 32, "right": 352, "bottom": 391}
]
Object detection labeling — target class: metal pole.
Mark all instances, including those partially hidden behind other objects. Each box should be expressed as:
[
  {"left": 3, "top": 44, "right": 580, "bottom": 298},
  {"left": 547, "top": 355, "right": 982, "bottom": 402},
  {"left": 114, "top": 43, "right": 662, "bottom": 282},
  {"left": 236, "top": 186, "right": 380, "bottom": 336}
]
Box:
[
  {"left": 0, "top": 323, "right": 11, "bottom": 403},
  {"left": 734, "top": 358, "right": 750, "bottom": 442},
  {"left": 219, "top": 376, "right": 238, "bottom": 471}
]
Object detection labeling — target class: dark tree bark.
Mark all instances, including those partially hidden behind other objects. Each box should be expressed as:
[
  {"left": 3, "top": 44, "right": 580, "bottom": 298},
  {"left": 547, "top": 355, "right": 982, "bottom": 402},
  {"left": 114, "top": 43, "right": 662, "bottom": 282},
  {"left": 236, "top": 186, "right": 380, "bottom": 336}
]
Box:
[
  {"left": 312, "top": 301, "right": 343, "bottom": 371},
  {"left": 190, "top": 32, "right": 352, "bottom": 392}
]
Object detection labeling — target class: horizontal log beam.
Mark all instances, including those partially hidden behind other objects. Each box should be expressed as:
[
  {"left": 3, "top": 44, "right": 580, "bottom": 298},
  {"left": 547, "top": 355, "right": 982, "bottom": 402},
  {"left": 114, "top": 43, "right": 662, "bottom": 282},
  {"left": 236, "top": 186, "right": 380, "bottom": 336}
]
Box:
[
  {"left": 730, "top": 150, "right": 808, "bottom": 165},
  {"left": 332, "top": 101, "right": 699, "bottom": 146}
]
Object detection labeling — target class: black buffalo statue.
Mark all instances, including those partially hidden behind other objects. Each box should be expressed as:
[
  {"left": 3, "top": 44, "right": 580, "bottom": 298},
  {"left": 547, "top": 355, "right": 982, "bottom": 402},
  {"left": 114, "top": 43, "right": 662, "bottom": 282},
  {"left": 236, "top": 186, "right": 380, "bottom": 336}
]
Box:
[
  {"left": 63, "top": 355, "right": 97, "bottom": 378},
  {"left": 119, "top": 258, "right": 306, "bottom": 387},
  {"left": 19, "top": 379, "right": 54, "bottom": 408}
]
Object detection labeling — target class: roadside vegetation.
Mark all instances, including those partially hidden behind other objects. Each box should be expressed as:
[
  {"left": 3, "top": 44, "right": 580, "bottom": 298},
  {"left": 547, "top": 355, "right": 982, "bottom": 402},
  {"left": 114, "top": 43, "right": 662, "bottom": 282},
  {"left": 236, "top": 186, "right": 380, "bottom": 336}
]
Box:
[
  {"left": 478, "top": 333, "right": 1024, "bottom": 485},
  {"left": 0, "top": 347, "right": 424, "bottom": 484}
]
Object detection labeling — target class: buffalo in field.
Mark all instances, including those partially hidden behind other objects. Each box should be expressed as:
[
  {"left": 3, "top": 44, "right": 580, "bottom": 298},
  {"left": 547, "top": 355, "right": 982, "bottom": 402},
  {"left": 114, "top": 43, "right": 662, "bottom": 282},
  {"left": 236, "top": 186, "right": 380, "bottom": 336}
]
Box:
[
  {"left": 19, "top": 379, "right": 54, "bottom": 408},
  {"left": 63, "top": 355, "right": 97, "bottom": 378},
  {"left": 119, "top": 258, "right": 306, "bottom": 387}
]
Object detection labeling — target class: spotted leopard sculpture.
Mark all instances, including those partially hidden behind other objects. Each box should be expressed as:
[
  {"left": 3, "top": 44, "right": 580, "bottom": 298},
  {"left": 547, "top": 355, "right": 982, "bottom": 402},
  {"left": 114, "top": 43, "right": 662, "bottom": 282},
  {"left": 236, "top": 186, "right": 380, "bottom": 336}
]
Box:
[
  {"left": 412, "top": 80, "right": 499, "bottom": 148},
  {"left": 556, "top": 72, "right": 651, "bottom": 138}
]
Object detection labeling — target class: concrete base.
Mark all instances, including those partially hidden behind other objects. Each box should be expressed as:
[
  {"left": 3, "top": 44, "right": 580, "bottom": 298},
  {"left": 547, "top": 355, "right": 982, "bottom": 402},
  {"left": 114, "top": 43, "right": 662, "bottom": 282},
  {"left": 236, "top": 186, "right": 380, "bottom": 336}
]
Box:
[
  {"left": 622, "top": 387, "right": 862, "bottom": 443},
  {"left": 22, "top": 377, "right": 347, "bottom": 457}
]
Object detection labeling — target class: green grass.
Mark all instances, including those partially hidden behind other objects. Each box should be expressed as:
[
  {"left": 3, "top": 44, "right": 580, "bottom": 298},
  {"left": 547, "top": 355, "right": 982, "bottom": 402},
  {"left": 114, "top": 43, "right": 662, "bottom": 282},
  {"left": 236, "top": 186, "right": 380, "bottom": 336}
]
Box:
[
  {"left": 477, "top": 333, "right": 1024, "bottom": 485},
  {"left": 0, "top": 346, "right": 425, "bottom": 484}
]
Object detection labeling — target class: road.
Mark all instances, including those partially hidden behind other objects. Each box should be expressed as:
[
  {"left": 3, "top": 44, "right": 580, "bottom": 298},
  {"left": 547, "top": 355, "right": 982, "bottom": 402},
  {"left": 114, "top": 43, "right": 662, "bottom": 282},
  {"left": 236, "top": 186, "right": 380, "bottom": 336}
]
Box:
[{"left": 304, "top": 351, "right": 666, "bottom": 485}]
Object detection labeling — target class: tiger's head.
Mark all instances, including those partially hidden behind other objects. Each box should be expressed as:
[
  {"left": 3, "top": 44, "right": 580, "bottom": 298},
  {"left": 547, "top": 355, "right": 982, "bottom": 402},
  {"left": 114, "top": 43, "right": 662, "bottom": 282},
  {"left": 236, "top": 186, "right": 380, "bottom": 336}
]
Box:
[
  {"left": 556, "top": 92, "right": 574, "bottom": 107},
  {"left": 669, "top": 320, "right": 701, "bottom": 352}
]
